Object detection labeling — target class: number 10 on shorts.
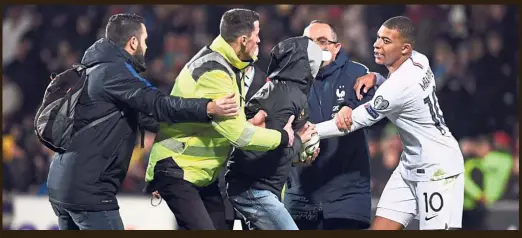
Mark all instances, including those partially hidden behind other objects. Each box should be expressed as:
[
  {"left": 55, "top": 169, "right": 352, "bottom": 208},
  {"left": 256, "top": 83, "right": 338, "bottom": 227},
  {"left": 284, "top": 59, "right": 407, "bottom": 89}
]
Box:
[
  {"left": 418, "top": 175, "right": 464, "bottom": 230},
  {"left": 419, "top": 190, "right": 447, "bottom": 229},
  {"left": 423, "top": 192, "right": 443, "bottom": 217}
]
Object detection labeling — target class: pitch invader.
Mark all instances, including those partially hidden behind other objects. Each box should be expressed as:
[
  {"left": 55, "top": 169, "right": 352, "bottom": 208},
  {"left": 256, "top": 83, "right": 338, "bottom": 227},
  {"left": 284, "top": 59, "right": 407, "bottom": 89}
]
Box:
[{"left": 315, "top": 16, "right": 465, "bottom": 230}]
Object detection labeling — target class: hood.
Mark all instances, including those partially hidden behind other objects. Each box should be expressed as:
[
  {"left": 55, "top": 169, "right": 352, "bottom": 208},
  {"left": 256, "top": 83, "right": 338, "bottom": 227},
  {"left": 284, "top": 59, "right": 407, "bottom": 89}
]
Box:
[
  {"left": 266, "top": 36, "right": 331, "bottom": 93},
  {"left": 81, "top": 38, "right": 146, "bottom": 73},
  {"left": 209, "top": 35, "right": 253, "bottom": 70},
  {"left": 316, "top": 49, "right": 349, "bottom": 80}
]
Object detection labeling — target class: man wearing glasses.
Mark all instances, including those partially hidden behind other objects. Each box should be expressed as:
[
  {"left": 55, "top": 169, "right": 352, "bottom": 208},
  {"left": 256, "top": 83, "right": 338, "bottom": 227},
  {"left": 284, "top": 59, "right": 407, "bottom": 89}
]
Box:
[{"left": 284, "top": 20, "right": 384, "bottom": 230}]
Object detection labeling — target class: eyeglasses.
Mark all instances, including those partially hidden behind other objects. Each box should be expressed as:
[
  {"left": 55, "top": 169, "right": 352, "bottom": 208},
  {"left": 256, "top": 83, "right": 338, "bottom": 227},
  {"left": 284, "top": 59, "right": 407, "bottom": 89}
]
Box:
[{"left": 308, "top": 37, "right": 338, "bottom": 46}]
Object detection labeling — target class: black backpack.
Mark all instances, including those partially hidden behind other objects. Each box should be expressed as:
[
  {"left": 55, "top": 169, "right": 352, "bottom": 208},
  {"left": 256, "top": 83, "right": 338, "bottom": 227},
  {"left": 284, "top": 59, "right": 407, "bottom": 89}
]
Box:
[{"left": 34, "top": 64, "right": 118, "bottom": 153}]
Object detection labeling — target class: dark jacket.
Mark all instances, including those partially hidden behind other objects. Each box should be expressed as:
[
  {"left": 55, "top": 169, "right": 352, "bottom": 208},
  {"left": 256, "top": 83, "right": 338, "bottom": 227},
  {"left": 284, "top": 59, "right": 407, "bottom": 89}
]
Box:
[
  {"left": 284, "top": 50, "right": 375, "bottom": 227},
  {"left": 47, "top": 38, "right": 211, "bottom": 212},
  {"left": 226, "top": 36, "right": 327, "bottom": 199},
  {"left": 220, "top": 65, "right": 268, "bottom": 224}
]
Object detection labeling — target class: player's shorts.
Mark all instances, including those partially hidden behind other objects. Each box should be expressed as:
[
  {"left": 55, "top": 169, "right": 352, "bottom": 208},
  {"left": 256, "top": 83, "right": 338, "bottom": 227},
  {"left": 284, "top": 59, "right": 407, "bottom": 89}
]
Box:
[{"left": 375, "top": 168, "right": 464, "bottom": 230}]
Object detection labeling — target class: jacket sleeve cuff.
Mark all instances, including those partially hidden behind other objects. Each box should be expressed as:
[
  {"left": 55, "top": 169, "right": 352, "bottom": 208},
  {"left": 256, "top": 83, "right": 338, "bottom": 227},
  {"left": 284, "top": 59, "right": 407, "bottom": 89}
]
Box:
[
  {"left": 278, "top": 129, "right": 289, "bottom": 148},
  {"left": 202, "top": 99, "right": 213, "bottom": 122}
]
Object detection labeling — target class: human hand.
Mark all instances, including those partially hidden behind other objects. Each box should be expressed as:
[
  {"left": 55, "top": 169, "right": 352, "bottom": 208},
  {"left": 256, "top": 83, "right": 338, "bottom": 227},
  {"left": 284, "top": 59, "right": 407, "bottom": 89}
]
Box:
[
  {"left": 248, "top": 110, "right": 267, "bottom": 128},
  {"left": 297, "top": 122, "right": 317, "bottom": 144},
  {"left": 283, "top": 115, "right": 295, "bottom": 147},
  {"left": 335, "top": 106, "right": 353, "bottom": 131},
  {"left": 354, "top": 72, "right": 377, "bottom": 100},
  {"left": 302, "top": 147, "right": 320, "bottom": 166},
  {"left": 207, "top": 93, "right": 239, "bottom": 118}
]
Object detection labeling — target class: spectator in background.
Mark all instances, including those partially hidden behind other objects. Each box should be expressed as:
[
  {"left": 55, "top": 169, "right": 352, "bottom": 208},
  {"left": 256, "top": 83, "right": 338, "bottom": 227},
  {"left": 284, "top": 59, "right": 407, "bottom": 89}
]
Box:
[
  {"left": 2, "top": 75, "right": 23, "bottom": 119},
  {"left": 2, "top": 6, "right": 33, "bottom": 66},
  {"left": 463, "top": 136, "right": 514, "bottom": 230}
]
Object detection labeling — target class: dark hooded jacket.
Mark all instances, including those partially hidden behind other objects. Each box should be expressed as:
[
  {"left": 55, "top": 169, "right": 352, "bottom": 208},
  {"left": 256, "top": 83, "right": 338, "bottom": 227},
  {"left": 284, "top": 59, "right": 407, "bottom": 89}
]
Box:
[
  {"left": 47, "top": 38, "right": 211, "bottom": 211},
  {"left": 225, "top": 36, "right": 326, "bottom": 199}
]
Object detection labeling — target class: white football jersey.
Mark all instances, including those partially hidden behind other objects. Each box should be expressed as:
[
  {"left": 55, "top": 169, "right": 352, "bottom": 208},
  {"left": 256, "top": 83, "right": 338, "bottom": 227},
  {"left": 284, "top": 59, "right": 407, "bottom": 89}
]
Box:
[{"left": 317, "top": 51, "right": 464, "bottom": 181}]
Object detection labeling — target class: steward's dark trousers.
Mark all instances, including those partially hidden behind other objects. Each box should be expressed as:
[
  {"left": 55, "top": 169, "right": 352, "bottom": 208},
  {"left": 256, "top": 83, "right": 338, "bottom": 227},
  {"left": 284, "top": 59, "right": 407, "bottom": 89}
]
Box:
[{"left": 155, "top": 172, "right": 228, "bottom": 230}]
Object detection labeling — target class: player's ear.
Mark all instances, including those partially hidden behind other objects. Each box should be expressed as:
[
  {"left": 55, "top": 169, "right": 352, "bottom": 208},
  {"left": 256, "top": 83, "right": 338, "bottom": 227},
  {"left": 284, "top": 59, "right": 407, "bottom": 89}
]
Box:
[{"left": 401, "top": 43, "right": 412, "bottom": 55}]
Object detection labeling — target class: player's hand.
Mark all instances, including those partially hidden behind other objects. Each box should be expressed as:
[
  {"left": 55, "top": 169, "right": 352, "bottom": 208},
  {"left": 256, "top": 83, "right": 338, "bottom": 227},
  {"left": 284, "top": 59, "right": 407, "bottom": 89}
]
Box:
[
  {"left": 207, "top": 93, "right": 239, "bottom": 118},
  {"left": 335, "top": 106, "right": 353, "bottom": 131},
  {"left": 248, "top": 110, "right": 267, "bottom": 128},
  {"left": 283, "top": 115, "right": 295, "bottom": 147},
  {"left": 297, "top": 122, "right": 317, "bottom": 144},
  {"left": 152, "top": 191, "right": 161, "bottom": 199},
  {"left": 354, "top": 72, "right": 377, "bottom": 100}
]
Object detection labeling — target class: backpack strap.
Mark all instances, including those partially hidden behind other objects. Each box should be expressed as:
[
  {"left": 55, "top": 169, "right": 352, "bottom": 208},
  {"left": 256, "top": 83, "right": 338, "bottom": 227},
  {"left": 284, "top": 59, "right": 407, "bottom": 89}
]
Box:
[
  {"left": 74, "top": 110, "right": 121, "bottom": 137},
  {"left": 73, "top": 64, "right": 121, "bottom": 137}
]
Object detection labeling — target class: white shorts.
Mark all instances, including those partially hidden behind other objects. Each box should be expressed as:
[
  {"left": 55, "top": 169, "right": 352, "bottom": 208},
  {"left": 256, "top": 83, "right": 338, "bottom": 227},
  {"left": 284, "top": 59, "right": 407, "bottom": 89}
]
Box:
[{"left": 375, "top": 168, "right": 464, "bottom": 230}]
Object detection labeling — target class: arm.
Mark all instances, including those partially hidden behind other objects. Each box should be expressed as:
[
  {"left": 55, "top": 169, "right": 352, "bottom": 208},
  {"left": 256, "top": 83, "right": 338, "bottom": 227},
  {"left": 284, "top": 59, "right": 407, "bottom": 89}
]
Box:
[
  {"left": 317, "top": 81, "right": 406, "bottom": 139},
  {"left": 195, "top": 70, "right": 288, "bottom": 151},
  {"left": 354, "top": 72, "right": 387, "bottom": 100},
  {"left": 138, "top": 113, "right": 160, "bottom": 133},
  {"left": 375, "top": 72, "right": 387, "bottom": 86},
  {"left": 346, "top": 68, "right": 377, "bottom": 109},
  {"left": 236, "top": 106, "right": 303, "bottom": 161},
  {"left": 463, "top": 159, "right": 484, "bottom": 201},
  {"left": 104, "top": 66, "right": 211, "bottom": 124}
]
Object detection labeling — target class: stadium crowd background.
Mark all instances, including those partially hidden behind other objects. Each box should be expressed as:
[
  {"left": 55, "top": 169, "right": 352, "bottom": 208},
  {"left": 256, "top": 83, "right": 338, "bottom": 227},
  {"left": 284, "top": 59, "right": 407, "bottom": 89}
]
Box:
[{"left": 2, "top": 4, "right": 518, "bottom": 229}]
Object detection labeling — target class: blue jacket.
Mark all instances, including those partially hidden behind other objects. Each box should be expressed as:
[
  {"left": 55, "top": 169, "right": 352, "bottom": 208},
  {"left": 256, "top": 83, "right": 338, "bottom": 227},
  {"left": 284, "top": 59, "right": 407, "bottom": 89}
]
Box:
[{"left": 284, "top": 50, "right": 375, "bottom": 227}]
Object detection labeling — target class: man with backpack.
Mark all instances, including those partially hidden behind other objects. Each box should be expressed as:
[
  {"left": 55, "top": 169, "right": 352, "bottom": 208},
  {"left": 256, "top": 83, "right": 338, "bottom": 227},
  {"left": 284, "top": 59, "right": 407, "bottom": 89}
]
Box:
[{"left": 41, "top": 13, "right": 239, "bottom": 230}]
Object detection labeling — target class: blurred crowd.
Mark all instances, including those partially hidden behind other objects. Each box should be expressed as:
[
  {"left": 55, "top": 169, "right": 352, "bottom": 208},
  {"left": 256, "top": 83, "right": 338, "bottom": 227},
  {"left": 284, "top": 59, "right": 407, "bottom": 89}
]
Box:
[{"left": 2, "top": 4, "right": 518, "bottom": 206}]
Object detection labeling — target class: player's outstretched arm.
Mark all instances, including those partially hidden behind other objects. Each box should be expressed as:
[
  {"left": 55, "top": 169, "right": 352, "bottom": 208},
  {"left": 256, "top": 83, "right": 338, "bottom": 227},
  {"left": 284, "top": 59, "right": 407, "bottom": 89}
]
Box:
[{"left": 317, "top": 80, "right": 406, "bottom": 139}]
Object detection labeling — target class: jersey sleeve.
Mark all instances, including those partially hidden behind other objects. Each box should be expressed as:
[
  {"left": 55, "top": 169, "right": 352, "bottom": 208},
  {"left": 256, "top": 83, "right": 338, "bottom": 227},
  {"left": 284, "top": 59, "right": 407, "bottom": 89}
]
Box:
[
  {"left": 375, "top": 72, "right": 387, "bottom": 86},
  {"left": 194, "top": 70, "right": 285, "bottom": 151},
  {"left": 316, "top": 79, "right": 407, "bottom": 139}
]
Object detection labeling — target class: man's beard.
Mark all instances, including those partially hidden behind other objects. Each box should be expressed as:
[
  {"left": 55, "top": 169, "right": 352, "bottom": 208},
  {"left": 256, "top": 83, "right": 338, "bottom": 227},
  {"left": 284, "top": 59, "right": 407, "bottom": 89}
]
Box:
[{"left": 132, "top": 43, "right": 147, "bottom": 72}]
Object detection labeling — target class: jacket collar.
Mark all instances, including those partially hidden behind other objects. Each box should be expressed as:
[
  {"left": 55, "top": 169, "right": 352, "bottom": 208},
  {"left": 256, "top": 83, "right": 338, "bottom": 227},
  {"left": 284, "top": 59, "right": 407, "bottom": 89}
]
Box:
[
  {"left": 209, "top": 35, "right": 254, "bottom": 70},
  {"left": 81, "top": 38, "right": 146, "bottom": 73}
]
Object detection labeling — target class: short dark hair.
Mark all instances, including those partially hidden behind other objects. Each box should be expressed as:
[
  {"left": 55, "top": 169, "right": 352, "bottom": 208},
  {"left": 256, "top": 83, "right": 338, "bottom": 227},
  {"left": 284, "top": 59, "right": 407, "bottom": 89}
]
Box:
[
  {"left": 309, "top": 20, "right": 339, "bottom": 42},
  {"left": 382, "top": 16, "right": 416, "bottom": 45},
  {"left": 220, "top": 8, "right": 260, "bottom": 43},
  {"left": 105, "top": 13, "right": 145, "bottom": 48}
]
